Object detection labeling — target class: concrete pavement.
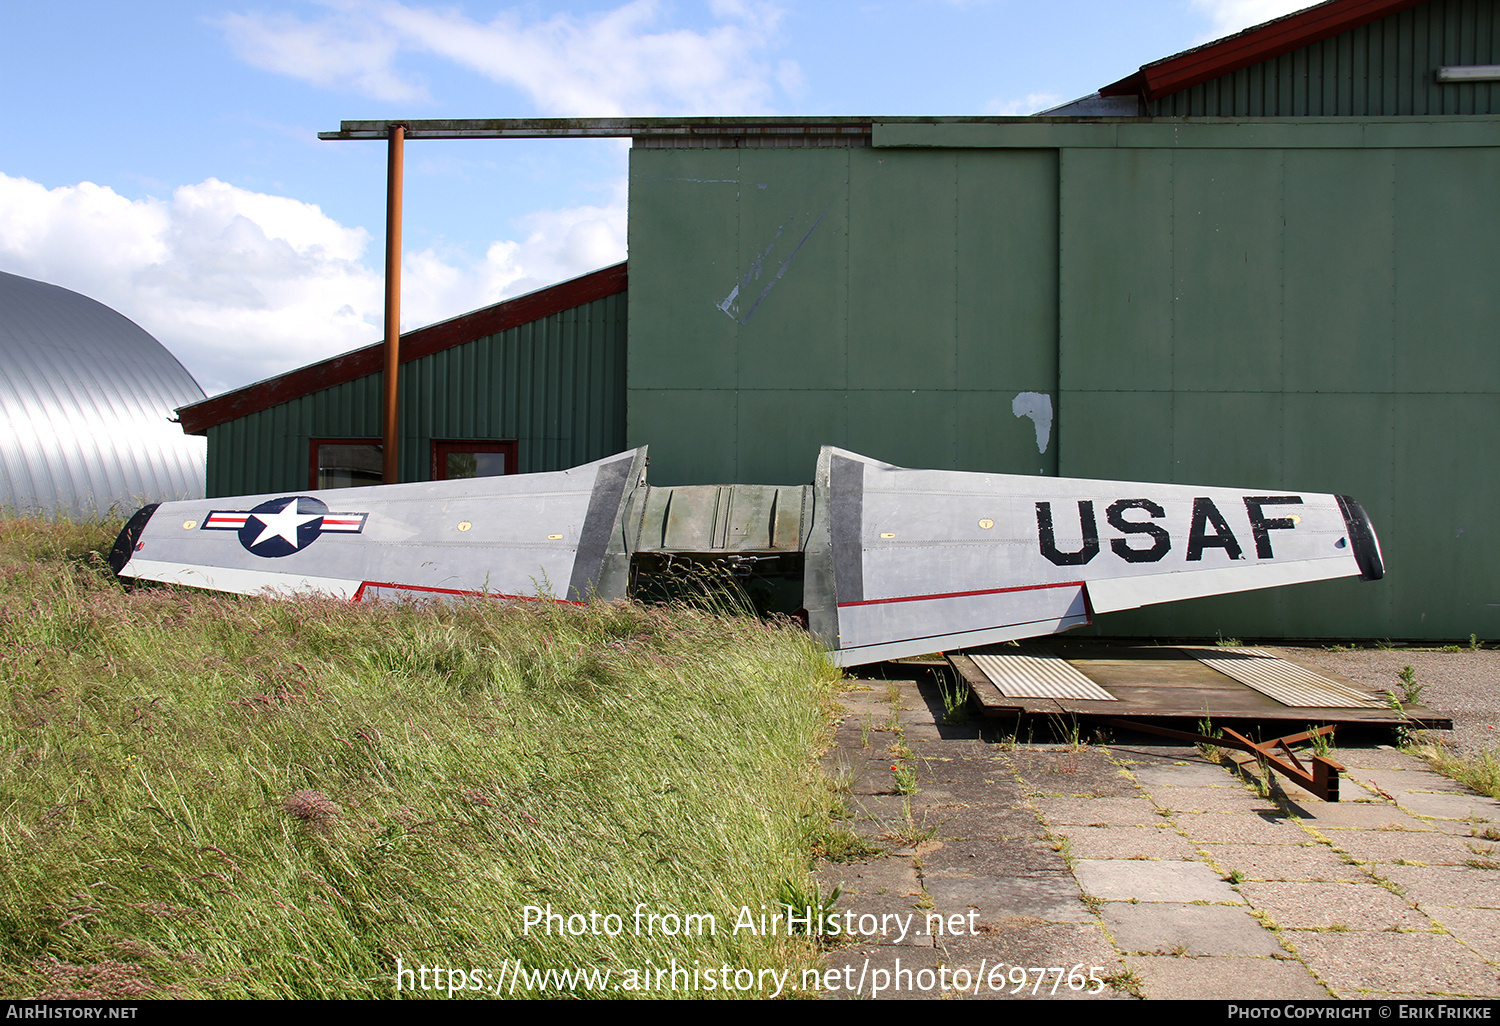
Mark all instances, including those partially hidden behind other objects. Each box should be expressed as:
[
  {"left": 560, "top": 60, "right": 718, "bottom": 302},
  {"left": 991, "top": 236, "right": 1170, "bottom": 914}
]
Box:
[{"left": 814, "top": 673, "right": 1500, "bottom": 1001}]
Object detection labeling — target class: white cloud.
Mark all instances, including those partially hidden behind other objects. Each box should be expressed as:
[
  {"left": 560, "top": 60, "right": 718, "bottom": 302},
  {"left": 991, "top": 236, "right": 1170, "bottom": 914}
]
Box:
[
  {"left": 1190, "top": 0, "right": 1318, "bottom": 42},
  {"left": 221, "top": 0, "right": 797, "bottom": 115},
  {"left": 219, "top": 10, "right": 429, "bottom": 103},
  {"left": 0, "top": 174, "right": 625, "bottom": 396},
  {"left": 984, "top": 92, "right": 1065, "bottom": 116}
]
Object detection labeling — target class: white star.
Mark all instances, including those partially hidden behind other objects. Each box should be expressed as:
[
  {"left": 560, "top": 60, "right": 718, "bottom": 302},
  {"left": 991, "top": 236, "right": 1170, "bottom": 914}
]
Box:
[{"left": 249, "top": 499, "right": 324, "bottom": 549}]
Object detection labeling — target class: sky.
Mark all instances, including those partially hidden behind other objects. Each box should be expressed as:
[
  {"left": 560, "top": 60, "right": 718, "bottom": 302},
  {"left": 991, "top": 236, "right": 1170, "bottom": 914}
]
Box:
[{"left": 0, "top": 0, "right": 1313, "bottom": 396}]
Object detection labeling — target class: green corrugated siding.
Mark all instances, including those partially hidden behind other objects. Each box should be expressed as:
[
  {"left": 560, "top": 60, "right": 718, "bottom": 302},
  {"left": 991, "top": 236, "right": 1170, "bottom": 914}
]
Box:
[
  {"left": 629, "top": 121, "right": 1500, "bottom": 640},
  {"left": 205, "top": 291, "right": 627, "bottom": 496},
  {"left": 1153, "top": 0, "right": 1500, "bottom": 116},
  {"left": 628, "top": 146, "right": 1060, "bottom": 486}
]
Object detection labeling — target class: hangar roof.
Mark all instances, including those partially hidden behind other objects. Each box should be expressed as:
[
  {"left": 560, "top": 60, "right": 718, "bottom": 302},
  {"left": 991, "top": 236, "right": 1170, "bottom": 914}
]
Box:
[{"left": 177, "top": 262, "right": 627, "bottom": 435}]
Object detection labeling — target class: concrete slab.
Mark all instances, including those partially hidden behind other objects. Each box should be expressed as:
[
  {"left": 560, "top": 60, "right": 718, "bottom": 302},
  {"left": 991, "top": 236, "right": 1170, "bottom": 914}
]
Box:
[
  {"left": 1387, "top": 790, "right": 1500, "bottom": 821},
  {"left": 1198, "top": 841, "right": 1376, "bottom": 882},
  {"left": 1125, "top": 954, "right": 1329, "bottom": 1000},
  {"left": 1282, "top": 801, "right": 1429, "bottom": 830},
  {"left": 1376, "top": 864, "right": 1500, "bottom": 909},
  {"left": 1031, "top": 797, "right": 1168, "bottom": 827},
  {"left": 1101, "top": 902, "right": 1283, "bottom": 956},
  {"left": 1058, "top": 825, "right": 1202, "bottom": 861},
  {"left": 1127, "top": 760, "right": 1243, "bottom": 789},
  {"left": 1172, "top": 811, "right": 1320, "bottom": 844},
  {"left": 1136, "top": 785, "right": 1268, "bottom": 814},
  {"left": 1074, "top": 859, "right": 1242, "bottom": 903},
  {"left": 1312, "top": 829, "right": 1485, "bottom": 866},
  {"left": 1287, "top": 930, "right": 1500, "bottom": 998},
  {"left": 1235, "top": 880, "right": 1431, "bottom": 931},
  {"left": 922, "top": 869, "right": 1097, "bottom": 924}
]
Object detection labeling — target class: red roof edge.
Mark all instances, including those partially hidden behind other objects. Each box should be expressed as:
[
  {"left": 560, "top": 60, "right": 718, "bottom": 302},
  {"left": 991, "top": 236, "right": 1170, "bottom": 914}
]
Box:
[
  {"left": 178, "top": 262, "right": 627, "bottom": 435},
  {"left": 1100, "top": 0, "right": 1429, "bottom": 102}
]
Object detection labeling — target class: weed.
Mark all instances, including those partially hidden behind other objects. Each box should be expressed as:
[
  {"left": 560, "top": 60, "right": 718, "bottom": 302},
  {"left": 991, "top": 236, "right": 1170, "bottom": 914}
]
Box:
[
  {"left": 1308, "top": 727, "right": 1335, "bottom": 758},
  {"left": 1384, "top": 690, "right": 1417, "bottom": 747},
  {"left": 1225, "top": 868, "right": 1245, "bottom": 884},
  {"left": 860, "top": 715, "right": 872, "bottom": 748},
  {"left": 775, "top": 878, "right": 843, "bottom": 942},
  {"left": 1441, "top": 645, "right": 1462, "bottom": 653},
  {"left": 891, "top": 763, "right": 918, "bottom": 796},
  {"left": 1472, "top": 633, "right": 1484, "bottom": 652},
  {"left": 1464, "top": 858, "right": 1499, "bottom": 870},
  {"left": 1197, "top": 715, "right": 1223, "bottom": 761},
  {"left": 890, "top": 739, "right": 914, "bottom": 761},
  {"left": 1397, "top": 665, "right": 1425, "bottom": 705},
  {"left": 882, "top": 799, "right": 936, "bottom": 848},
  {"left": 1080, "top": 892, "right": 1103, "bottom": 914},
  {"left": 1103, "top": 967, "right": 1145, "bottom": 998},
  {"left": 1215, "top": 634, "right": 1242, "bottom": 648},
  {"left": 1375, "top": 638, "right": 1396, "bottom": 650},
  {"left": 936, "top": 671, "right": 970, "bottom": 725}
]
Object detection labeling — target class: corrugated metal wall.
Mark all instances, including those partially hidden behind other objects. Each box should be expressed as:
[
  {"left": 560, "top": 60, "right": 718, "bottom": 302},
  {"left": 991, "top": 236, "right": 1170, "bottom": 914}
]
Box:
[
  {"left": 628, "top": 119, "right": 1500, "bottom": 640},
  {"left": 627, "top": 146, "right": 1061, "bottom": 487},
  {"left": 1153, "top": 0, "right": 1500, "bottom": 116},
  {"left": 206, "top": 291, "right": 626, "bottom": 496}
]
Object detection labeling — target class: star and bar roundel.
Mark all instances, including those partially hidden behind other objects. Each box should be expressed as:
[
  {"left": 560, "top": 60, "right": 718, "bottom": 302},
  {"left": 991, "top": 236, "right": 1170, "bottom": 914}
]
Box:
[{"left": 202, "top": 496, "right": 368, "bottom": 557}]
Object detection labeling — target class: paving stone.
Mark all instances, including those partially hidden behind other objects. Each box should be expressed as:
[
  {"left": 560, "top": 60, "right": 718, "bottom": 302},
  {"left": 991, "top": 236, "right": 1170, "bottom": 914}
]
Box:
[
  {"left": 1101, "top": 902, "right": 1284, "bottom": 956},
  {"left": 942, "top": 920, "right": 1127, "bottom": 1000},
  {"left": 1125, "top": 954, "right": 1329, "bottom": 1000},
  {"left": 1390, "top": 790, "right": 1500, "bottom": 822},
  {"left": 1125, "top": 760, "right": 1242, "bottom": 789},
  {"left": 1031, "top": 797, "right": 1164, "bottom": 827},
  {"left": 1173, "top": 810, "right": 1319, "bottom": 844},
  {"left": 1287, "top": 930, "right": 1500, "bottom": 998},
  {"left": 1376, "top": 864, "right": 1500, "bottom": 909},
  {"left": 1136, "top": 784, "right": 1266, "bottom": 813},
  {"left": 1285, "top": 801, "right": 1428, "bottom": 830},
  {"left": 1073, "top": 859, "right": 1241, "bottom": 903},
  {"left": 1346, "top": 766, "right": 1477, "bottom": 794},
  {"left": 1235, "top": 880, "right": 1430, "bottom": 931},
  {"left": 922, "top": 869, "right": 1096, "bottom": 924},
  {"left": 1055, "top": 825, "right": 1201, "bottom": 861},
  {"left": 1314, "top": 828, "right": 1485, "bottom": 866},
  {"left": 1425, "top": 906, "right": 1500, "bottom": 965},
  {"left": 922, "top": 836, "right": 1062, "bottom": 875},
  {"left": 1198, "top": 842, "right": 1373, "bottom": 882}
]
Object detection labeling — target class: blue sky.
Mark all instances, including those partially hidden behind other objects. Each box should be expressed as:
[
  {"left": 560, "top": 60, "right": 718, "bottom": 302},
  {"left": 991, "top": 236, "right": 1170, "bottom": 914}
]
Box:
[{"left": 1, "top": 1, "right": 1309, "bottom": 394}]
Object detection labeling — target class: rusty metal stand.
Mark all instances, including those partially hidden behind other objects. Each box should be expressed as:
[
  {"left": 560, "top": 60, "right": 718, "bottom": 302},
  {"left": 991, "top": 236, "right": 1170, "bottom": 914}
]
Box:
[{"left": 1098, "top": 718, "right": 1343, "bottom": 801}]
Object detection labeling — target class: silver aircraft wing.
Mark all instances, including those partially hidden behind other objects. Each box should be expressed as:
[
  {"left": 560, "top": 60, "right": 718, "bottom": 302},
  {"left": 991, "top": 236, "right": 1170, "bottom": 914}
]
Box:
[
  {"left": 110, "top": 449, "right": 648, "bottom": 604},
  {"left": 808, "top": 448, "right": 1384, "bottom": 666}
]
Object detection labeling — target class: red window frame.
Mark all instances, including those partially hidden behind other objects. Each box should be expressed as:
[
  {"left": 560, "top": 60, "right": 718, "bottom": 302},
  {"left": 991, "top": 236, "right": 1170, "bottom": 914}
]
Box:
[{"left": 431, "top": 440, "right": 519, "bottom": 481}]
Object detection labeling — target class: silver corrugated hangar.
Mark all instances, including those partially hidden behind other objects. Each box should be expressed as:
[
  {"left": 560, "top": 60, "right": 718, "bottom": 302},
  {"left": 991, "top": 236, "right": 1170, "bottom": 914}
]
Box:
[{"left": 0, "top": 272, "right": 206, "bottom": 517}]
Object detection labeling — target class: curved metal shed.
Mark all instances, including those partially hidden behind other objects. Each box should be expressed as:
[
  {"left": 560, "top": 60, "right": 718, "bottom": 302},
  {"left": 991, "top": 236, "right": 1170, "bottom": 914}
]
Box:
[{"left": 0, "top": 272, "right": 206, "bottom": 517}]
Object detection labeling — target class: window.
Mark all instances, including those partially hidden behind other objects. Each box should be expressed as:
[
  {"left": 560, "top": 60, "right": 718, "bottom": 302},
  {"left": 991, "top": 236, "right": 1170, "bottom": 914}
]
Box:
[
  {"left": 310, "top": 439, "right": 382, "bottom": 490},
  {"left": 431, "top": 440, "right": 518, "bottom": 481}
]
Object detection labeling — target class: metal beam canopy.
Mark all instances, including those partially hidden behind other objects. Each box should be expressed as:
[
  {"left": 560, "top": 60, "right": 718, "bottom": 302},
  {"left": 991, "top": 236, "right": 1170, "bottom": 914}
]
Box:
[{"left": 318, "top": 117, "right": 876, "bottom": 141}]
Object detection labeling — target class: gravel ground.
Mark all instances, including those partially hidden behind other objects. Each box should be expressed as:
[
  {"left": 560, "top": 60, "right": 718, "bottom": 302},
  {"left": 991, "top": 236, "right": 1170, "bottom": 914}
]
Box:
[{"left": 1278, "top": 645, "right": 1500, "bottom": 756}]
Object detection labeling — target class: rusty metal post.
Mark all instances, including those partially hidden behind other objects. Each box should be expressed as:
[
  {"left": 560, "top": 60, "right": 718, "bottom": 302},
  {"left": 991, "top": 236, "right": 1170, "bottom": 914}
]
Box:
[{"left": 382, "top": 123, "right": 405, "bottom": 484}]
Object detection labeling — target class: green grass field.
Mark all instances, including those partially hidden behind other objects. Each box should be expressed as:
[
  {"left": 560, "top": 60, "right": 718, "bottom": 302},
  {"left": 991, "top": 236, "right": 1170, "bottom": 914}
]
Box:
[{"left": 0, "top": 518, "right": 843, "bottom": 998}]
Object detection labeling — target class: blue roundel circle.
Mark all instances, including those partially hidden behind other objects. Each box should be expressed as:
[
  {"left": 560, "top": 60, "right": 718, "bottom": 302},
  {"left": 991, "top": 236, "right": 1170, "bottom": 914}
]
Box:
[{"left": 237, "top": 496, "right": 330, "bottom": 557}]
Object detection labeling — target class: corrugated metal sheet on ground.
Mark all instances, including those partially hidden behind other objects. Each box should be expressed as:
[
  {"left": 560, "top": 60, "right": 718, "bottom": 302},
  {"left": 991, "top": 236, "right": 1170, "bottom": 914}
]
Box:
[
  {"left": 969, "top": 649, "right": 1117, "bottom": 702},
  {"left": 1194, "top": 649, "right": 1386, "bottom": 708}
]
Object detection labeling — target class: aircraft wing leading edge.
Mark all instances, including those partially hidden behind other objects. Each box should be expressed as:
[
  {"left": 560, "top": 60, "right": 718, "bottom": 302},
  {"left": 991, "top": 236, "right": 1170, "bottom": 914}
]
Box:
[{"left": 807, "top": 447, "right": 1383, "bottom": 666}]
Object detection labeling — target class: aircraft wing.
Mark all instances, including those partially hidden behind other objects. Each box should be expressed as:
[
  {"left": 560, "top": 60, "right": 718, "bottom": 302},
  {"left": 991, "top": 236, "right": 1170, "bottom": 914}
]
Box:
[
  {"left": 809, "top": 448, "right": 1383, "bottom": 666},
  {"left": 110, "top": 449, "right": 647, "bottom": 604}
]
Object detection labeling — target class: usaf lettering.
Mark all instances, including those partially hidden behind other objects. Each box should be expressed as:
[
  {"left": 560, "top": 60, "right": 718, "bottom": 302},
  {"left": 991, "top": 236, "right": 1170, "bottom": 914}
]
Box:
[{"left": 1036, "top": 496, "right": 1302, "bottom": 567}]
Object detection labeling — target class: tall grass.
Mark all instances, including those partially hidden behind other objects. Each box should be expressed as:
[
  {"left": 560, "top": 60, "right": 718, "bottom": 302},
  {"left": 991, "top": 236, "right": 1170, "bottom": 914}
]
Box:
[{"left": 0, "top": 519, "right": 842, "bottom": 998}]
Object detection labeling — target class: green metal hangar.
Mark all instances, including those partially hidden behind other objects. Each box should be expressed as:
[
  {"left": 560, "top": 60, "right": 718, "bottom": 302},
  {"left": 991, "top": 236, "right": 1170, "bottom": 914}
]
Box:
[{"left": 182, "top": 0, "right": 1500, "bottom": 642}]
